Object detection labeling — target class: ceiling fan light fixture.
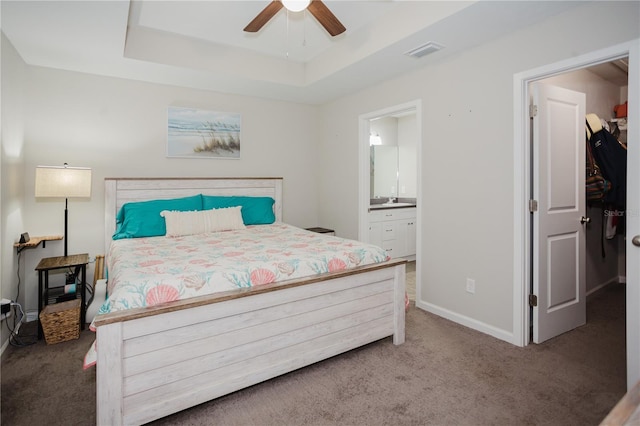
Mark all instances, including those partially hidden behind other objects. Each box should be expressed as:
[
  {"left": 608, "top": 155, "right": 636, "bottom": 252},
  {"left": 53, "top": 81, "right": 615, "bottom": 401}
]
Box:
[
  {"left": 282, "top": 0, "right": 311, "bottom": 12},
  {"left": 244, "top": 0, "right": 345, "bottom": 36}
]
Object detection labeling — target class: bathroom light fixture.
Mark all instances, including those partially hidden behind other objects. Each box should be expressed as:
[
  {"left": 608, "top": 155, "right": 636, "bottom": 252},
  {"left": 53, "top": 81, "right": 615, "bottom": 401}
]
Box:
[
  {"left": 35, "top": 163, "right": 92, "bottom": 257},
  {"left": 369, "top": 133, "right": 382, "bottom": 146},
  {"left": 282, "top": 0, "right": 311, "bottom": 12}
]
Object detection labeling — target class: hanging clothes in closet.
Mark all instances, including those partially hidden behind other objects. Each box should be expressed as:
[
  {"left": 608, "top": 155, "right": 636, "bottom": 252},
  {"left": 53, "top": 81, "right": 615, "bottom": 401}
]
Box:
[{"left": 586, "top": 113, "right": 627, "bottom": 241}]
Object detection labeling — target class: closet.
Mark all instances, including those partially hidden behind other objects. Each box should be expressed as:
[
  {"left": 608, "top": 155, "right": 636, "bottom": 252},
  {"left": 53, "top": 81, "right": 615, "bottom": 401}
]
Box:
[{"left": 538, "top": 59, "right": 628, "bottom": 307}]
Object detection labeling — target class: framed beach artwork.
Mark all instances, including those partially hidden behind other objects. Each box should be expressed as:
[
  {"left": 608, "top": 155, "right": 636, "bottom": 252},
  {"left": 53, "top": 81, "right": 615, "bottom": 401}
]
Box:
[{"left": 167, "top": 106, "right": 241, "bottom": 159}]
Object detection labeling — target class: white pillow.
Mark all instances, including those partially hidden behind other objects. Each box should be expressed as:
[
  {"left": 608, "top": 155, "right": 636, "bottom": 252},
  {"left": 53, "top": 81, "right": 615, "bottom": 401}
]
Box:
[{"left": 160, "top": 207, "right": 245, "bottom": 237}]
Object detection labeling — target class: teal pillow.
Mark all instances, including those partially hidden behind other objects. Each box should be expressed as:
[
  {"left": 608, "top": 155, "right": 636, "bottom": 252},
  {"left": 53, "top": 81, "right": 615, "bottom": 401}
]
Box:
[
  {"left": 113, "top": 195, "right": 203, "bottom": 239},
  {"left": 202, "top": 196, "right": 275, "bottom": 225}
]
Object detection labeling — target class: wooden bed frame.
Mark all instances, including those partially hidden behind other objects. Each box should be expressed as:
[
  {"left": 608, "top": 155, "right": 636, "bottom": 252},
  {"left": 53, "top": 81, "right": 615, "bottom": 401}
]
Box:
[{"left": 95, "top": 177, "right": 406, "bottom": 425}]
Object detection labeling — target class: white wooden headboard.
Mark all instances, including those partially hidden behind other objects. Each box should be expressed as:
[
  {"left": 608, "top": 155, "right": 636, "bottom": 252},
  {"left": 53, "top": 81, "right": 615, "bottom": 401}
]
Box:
[{"left": 104, "top": 177, "right": 283, "bottom": 255}]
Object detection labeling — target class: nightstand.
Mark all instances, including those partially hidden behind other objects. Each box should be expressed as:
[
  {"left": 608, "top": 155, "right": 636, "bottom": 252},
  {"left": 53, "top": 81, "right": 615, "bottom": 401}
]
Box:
[{"left": 35, "top": 253, "right": 88, "bottom": 339}]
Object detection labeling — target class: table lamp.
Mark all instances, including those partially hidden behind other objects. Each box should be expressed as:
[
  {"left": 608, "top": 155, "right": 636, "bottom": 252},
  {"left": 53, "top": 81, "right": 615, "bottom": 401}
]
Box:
[{"left": 35, "top": 163, "right": 92, "bottom": 257}]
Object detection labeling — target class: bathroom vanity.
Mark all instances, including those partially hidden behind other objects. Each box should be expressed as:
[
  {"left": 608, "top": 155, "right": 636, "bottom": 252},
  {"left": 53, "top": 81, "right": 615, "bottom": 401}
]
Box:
[{"left": 368, "top": 205, "right": 416, "bottom": 260}]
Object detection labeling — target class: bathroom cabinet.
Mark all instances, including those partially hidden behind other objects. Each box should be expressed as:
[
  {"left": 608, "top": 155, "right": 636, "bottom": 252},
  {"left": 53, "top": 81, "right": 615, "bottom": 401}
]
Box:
[{"left": 368, "top": 207, "right": 416, "bottom": 259}]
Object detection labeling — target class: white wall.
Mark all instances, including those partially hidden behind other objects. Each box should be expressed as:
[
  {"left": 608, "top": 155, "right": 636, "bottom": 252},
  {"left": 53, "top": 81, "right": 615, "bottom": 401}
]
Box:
[
  {"left": 543, "top": 69, "right": 626, "bottom": 125},
  {"left": 318, "top": 1, "right": 640, "bottom": 338},
  {"left": 1, "top": 33, "right": 27, "bottom": 351},
  {"left": 398, "top": 115, "right": 417, "bottom": 198},
  {"left": 16, "top": 67, "right": 321, "bottom": 314}
]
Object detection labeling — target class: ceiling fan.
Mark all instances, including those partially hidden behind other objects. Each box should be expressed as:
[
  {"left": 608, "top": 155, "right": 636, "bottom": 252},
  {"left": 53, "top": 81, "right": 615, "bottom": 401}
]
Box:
[{"left": 244, "top": 0, "right": 346, "bottom": 37}]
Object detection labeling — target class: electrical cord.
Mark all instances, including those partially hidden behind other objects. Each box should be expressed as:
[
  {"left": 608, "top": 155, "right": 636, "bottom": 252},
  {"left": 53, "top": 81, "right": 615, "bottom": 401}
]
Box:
[
  {"left": 15, "top": 251, "right": 22, "bottom": 303},
  {"left": 5, "top": 302, "right": 36, "bottom": 347},
  {"left": 6, "top": 253, "right": 37, "bottom": 346}
]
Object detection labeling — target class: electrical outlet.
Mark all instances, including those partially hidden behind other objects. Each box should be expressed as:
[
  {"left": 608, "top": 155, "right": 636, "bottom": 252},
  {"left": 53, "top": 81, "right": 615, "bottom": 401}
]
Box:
[{"left": 466, "top": 278, "right": 475, "bottom": 294}]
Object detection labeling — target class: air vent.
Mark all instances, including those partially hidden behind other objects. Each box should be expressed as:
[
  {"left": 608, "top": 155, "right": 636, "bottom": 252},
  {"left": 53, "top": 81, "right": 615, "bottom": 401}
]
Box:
[{"left": 404, "top": 41, "right": 444, "bottom": 58}]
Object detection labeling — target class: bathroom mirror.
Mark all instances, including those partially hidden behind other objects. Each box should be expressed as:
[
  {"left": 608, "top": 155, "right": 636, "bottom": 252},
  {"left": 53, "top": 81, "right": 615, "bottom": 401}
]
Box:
[
  {"left": 368, "top": 111, "right": 417, "bottom": 201},
  {"left": 370, "top": 145, "right": 398, "bottom": 199}
]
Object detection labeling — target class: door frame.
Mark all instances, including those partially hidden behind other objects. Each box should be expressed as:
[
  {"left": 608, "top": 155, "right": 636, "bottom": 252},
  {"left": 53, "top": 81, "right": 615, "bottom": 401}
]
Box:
[
  {"left": 358, "top": 99, "right": 422, "bottom": 297},
  {"left": 513, "top": 39, "right": 640, "bottom": 389}
]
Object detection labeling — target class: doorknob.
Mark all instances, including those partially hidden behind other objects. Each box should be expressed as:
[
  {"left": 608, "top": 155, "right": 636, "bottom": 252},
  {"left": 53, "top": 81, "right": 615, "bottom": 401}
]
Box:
[
  {"left": 633, "top": 235, "right": 640, "bottom": 247},
  {"left": 580, "top": 216, "right": 591, "bottom": 224}
]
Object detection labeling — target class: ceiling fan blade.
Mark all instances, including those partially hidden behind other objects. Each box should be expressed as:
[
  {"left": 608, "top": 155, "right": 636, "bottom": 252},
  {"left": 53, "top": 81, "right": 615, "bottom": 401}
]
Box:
[
  {"left": 307, "top": 0, "right": 346, "bottom": 36},
  {"left": 244, "top": 1, "right": 284, "bottom": 33}
]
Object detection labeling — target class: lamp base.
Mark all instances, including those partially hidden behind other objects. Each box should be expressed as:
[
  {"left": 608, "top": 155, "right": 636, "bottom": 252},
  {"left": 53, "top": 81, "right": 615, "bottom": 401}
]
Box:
[{"left": 64, "top": 199, "right": 68, "bottom": 257}]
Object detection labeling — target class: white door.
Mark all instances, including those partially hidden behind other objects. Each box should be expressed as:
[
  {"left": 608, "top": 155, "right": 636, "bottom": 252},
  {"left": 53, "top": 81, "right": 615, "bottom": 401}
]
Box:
[{"left": 532, "top": 83, "right": 587, "bottom": 343}]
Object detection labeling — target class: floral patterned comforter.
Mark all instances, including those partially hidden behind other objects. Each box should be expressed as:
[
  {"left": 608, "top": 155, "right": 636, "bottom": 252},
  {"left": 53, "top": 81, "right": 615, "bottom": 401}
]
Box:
[{"left": 98, "top": 223, "right": 389, "bottom": 315}]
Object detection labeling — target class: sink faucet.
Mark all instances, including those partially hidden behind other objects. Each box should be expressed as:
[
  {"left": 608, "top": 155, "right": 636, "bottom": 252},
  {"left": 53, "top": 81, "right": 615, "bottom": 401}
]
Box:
[{"left": 387, "top": 197, "right": 396, "bottom": 204}]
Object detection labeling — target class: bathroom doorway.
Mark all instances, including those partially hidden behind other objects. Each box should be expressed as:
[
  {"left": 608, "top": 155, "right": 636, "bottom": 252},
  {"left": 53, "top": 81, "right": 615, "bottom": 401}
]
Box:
[{"left": 358, "top": 99, "right": 422, "bottom": 302}]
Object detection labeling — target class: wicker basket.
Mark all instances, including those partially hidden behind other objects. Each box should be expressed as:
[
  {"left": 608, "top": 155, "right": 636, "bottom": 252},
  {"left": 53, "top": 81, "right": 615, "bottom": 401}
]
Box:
[{"left": 39, "top": 299, "right": 81, "bottom": 345}]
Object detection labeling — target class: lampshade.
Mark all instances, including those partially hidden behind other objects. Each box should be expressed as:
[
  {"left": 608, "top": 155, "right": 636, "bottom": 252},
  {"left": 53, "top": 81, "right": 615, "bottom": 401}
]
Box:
[
  {"left": 282, "top": 0, "right": 310, "bottom": 12},
  {"left": 35, "top": 165, "right": 92, "bottom": 198}
]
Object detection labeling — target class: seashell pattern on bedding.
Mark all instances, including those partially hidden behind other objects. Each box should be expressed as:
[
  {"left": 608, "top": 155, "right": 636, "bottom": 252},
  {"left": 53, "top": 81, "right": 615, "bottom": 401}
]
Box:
[{"left": 97, "top": 223, "right": 389, "bottom": 316}]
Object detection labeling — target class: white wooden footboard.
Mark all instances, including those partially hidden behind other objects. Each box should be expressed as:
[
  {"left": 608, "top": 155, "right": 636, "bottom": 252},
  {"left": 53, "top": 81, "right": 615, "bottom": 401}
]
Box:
[{"left": 96, "top": 262, "right": 405, "bottom": 426}]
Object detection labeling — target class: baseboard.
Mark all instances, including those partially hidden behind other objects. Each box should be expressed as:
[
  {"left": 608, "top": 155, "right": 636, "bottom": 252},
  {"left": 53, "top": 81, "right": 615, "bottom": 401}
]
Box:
[
  {"left": 0, "top": 315, "right": 23, "bottom": 357},
  {"left": 415, "top": 300, "right": 516, "bottom": 345},
  {"left": 0, "top": 337, "right": 9, "bottom": 356},
  {"left": 587, "top": 276, "right": 623, "bottom": 297}
]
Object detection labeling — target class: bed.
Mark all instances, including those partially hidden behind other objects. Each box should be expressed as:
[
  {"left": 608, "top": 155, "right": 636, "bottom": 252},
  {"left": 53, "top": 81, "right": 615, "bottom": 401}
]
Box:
[{"left": 94, "top": 177, "right": 406, "bottom": 425}]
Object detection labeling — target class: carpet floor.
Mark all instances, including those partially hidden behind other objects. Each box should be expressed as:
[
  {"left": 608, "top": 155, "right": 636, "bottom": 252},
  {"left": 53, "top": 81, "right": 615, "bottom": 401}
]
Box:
[
  {"left": 1, "top": 282, "right": 626, "bottom": 426},
  {"left": 406, "top": 261, "right": 416, "bottom": 301}
]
